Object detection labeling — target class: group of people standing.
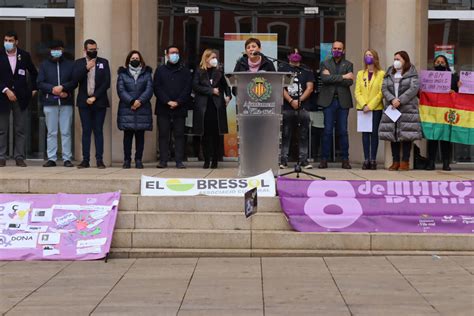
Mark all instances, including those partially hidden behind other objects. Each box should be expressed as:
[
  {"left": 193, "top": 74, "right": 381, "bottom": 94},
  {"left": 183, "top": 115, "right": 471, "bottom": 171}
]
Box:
[
  {"left": 278, "top": 40, "right": 459, "bottom": 171},
  {"left": 0, "top": 31, "right": 459, "bottom": 171},
  {"left": 0, "top": 32, "right": 112, "bottom": 169}
]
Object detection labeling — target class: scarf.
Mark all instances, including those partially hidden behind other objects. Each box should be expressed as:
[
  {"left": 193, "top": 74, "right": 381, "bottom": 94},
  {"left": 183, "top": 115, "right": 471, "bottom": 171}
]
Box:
[
  {"left": 248, "top": 57, "right": 262, "bottom": 73},
  {"left": 129, "top": 65, "right": 142, "bottom": 81}
]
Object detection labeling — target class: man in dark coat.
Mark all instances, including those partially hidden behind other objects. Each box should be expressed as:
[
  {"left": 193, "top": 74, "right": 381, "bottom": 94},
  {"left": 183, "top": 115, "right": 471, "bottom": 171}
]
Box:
[
  {"left": 72, "top": 39, "right": 111, "bottom": 169},
  {"left": 37, "top": 40, "right": 75, "bottom": 168},
  {"left": 317, "top": 41, "right": 354, "bottom": 169},
  {"left": 0, "top": 31, "right": 38, "bottom": 167},
  {"left": 153, "top": 45, "right": 192, "bottom": 169}
]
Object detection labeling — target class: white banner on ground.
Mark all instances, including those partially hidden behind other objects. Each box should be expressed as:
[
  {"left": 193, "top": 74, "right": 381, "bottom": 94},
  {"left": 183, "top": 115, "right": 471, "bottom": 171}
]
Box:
[{"left": 141, "top": 170, "right": 276, "bottom": 197}]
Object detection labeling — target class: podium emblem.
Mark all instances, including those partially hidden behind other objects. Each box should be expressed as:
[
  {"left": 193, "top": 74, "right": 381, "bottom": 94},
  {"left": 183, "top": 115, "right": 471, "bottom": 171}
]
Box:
[{"left": 247, "top": 77, "right": 272, "bottom": 102}]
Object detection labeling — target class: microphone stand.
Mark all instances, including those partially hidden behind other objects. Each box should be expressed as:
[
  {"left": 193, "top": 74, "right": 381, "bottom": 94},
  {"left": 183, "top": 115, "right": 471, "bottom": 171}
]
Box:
[{"left": 261, "top": 53, "right": 325, "bottom": 180}]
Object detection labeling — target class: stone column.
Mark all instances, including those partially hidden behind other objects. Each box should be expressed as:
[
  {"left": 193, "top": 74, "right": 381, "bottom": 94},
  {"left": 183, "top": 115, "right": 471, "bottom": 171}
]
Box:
[
  {"left": 75, "top": 0, "right": 157, "bottom": 165},
  {"left": 345, "top": 0, "right": 370, "bottom": 164},
  {"left": 345, "top": 0, "right": 428, "bottom": 167}
]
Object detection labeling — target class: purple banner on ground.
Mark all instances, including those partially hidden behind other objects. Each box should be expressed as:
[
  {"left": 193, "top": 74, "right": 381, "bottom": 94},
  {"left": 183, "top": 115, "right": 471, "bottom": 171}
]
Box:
[
  {"left": 0, "top": 192, "right": 120, "bottom": 260},
  {"left": 277, "top": 178, "right": 474, "bottom": 233}
]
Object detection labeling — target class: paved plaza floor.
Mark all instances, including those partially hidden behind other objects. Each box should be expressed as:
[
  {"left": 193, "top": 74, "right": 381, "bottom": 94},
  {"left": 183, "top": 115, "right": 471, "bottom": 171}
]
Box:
[{"left": 1, "top": 256, "right": 473, "bottom": 315}]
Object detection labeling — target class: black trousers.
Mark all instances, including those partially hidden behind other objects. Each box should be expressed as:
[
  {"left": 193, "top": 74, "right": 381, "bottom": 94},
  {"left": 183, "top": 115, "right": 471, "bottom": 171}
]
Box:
[
  {"left": 157, "top": 114, "right": 185, "bottom": 163},
  {"left": 123, "top": 130, "right": 145, "bottom": 161},
  {"left": 427, "top": 140, "right": 451, "bottom": 162},
  {"left": 311, "top": 126, "right": 323, "bottom": 161},
  {"left": 391, "top": 141, "right": 412, "bottom": 162},
  {"left": 78, "top": 106, "right": 107, "bottom": 161},
  {"left": 202, "top": 102, "right": 220, "bottom": 162}
]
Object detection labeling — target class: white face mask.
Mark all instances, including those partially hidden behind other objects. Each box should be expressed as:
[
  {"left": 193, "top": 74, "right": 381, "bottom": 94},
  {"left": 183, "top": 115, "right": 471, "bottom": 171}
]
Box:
[
  {"left": 209, "top": 58, "right": 218, "bottom": 68},
  {"left": 393, "top": 60, "right": 403, "bottom": 70}
]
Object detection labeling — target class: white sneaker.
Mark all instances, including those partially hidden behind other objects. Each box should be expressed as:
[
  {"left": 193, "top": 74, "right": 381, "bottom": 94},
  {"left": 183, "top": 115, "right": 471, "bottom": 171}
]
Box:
[{"left": 302, "top": 162, "right": 313, "bottom": 169}]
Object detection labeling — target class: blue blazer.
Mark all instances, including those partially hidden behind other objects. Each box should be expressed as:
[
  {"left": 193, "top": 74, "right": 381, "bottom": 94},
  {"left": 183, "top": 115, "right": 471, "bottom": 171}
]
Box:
[
  {"left": 37, "top": 57, "right": 75, "bottom": 106},
  {"left": 0, "top": 47, "right": 38, "bottom": 112}
]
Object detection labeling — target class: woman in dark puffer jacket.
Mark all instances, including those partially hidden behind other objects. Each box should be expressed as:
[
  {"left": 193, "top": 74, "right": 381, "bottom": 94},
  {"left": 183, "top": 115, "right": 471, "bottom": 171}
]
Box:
[{"left": 117, "top": 50, "right": 153, "bottom": 169}]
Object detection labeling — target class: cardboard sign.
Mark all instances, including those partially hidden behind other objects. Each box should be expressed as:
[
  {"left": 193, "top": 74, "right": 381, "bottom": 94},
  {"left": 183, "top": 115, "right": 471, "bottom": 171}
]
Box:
[{"left": 420, "top": 70, "right": 452, "bottom": 93}]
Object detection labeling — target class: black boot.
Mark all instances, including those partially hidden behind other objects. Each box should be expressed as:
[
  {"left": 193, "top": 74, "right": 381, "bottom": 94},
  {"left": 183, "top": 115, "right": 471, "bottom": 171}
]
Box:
[
  {"left": 123, "top": 160, "right": 131, "bottom": 169},
  {"left": 425, "top": 160, "right": 435, "bottom": 170},
  {"left": 203, "top": 160, "right": 210, "bottom": 169},
  {"left": 442, "top": 160, "right": 451, "bottom": 171},
  {"left": 362, "top": 160, "right": 370, "bottom": 170}
]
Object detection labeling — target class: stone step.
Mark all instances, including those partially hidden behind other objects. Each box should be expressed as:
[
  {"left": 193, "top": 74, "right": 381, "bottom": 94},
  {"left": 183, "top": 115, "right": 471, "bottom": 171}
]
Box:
[
  {"left": 109, "top": 247, "right": 474, "bottom": 258},
  {"left": 112, "top": 229, "right": 250, "bottom": 249},
  {"left": 119, "top": 195, "right": 281, "bottom": 213},
  {"left": 116, "top": 211, "right": 292, "bottom": 231},
  {"left": 111, "top": 229, "right": 474, "bottom": 251}
]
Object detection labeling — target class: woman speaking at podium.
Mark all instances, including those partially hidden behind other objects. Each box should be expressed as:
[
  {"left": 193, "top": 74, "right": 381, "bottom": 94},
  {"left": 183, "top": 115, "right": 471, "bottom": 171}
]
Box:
[{"left": 233, "top": 38, "right": 275, "bottom": 72}]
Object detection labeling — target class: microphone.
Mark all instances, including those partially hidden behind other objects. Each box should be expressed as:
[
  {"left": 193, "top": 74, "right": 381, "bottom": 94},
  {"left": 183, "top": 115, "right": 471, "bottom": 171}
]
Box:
[{"left": 251, "top": 51, "right": 264, "bottom": 57}]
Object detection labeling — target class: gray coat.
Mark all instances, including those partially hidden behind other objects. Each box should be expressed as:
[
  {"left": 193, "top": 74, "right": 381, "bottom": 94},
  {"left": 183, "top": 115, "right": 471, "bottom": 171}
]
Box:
[
  {"left": 379, "top": 65, "right": 422, "bottom": 142},
  {"left": 317, "top": 57, "right": 354, "bottom": 108}
]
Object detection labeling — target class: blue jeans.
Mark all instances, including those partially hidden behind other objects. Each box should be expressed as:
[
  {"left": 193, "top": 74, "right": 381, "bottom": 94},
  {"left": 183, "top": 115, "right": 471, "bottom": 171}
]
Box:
[
  {"left": 281, "top": 109, "right": 310, "bottom": 163},
  {"left": 362, "top": 110, "right": 382, "bottom": 161},
  {"left": 78, "top": 106, "right": 107, "bottom": 161},
  {"left": 43, "top": 105, "right": 73, "bottom": 161},
  {"left": 321, "top": 98, "right": 349, "bottom": 160}
]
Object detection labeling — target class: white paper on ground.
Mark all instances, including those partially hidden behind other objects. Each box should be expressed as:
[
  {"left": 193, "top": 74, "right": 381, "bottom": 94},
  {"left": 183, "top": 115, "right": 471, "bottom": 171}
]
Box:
[
  {"left": 54, "top": 212, "right": 77, "bottom": 226},
  {"left": 76, "top": 237, "right": 107, "bottom": 248},
  {"left": 38, "top": 232, "right": 61, "bottom": 245},
  {"left": 31, "top": 208, "right": 53, "bottom": 222},
  {"left": 357, "top": 111, "right": 373, "bottom": 132},
  {"left": 43, "top": 246, "right": 60, "bottom": 256},
  {"left": 385, "top": 105, "right": 402, "bottom": 122},
  {"left": 52, "top": 204, "right": 81, "bottom": 211},
  {"left": 25, "top": 225, "right": 49, "bottom": 233},
  {"left": 76, "top": 246, "right": 101, "bottom": 255},
  {"left": 87, "top": 219, "right": 103, "bottom": 229},
  {"left": 80, "top": 205, "right": 112, "bottom": 212},
  {"left": 89, "top": 209, "right": 109, "bottom": 220}
]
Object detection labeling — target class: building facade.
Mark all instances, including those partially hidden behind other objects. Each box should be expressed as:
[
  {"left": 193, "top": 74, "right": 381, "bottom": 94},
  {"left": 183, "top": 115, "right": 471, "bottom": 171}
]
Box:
[{"left": 0, "top": 0, "right": 473, "bottom": 165}]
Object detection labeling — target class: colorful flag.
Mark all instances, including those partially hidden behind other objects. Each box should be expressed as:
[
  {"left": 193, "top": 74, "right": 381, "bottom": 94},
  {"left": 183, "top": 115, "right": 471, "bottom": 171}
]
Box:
[{"left": 419, "top": 91, "right": 474, "bottom": 145}]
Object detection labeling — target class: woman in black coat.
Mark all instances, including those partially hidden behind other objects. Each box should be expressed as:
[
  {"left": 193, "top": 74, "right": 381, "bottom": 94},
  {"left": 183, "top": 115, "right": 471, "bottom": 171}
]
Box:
[
  {"left": 117, "top": 50, "right": 153, "bottom": 169},
  {"left": 193, "top": 49, "right": 231, "bottom": 169}
]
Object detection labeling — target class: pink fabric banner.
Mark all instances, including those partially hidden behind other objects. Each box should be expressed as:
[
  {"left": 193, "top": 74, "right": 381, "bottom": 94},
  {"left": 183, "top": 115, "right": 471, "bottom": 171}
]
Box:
[
  {"left": 0, "top": 192, "right": 120, "bottom": 260},
  {"left": 277, "top": 178, "right": 474, "bottom": 233}
]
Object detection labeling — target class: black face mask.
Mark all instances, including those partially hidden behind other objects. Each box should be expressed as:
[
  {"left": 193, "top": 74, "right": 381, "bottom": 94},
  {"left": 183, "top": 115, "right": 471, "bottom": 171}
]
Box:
[
  {"left": 434, "top": 65, "right": 447, "bottom": 71},
  {"left": 129, "top": 60, "right": 141, "bottom": 68},
  {"left": 86, "top": 50, "right": 97, "bottom": 59}
]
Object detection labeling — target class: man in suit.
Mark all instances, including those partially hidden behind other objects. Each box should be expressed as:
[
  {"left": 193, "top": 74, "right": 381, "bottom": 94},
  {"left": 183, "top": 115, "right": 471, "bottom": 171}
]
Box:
[
  {"left": 317, "top": 41, "right": 354, "bottom": 169},
  {"left": 153, "top": 45, "right": 192, "bottom": 169},
  {"left": 72, "top": 39, "right": 110, "bottom": 169},
  {"left": 0, "top": 31, "right": 38, "bottom": 167}
]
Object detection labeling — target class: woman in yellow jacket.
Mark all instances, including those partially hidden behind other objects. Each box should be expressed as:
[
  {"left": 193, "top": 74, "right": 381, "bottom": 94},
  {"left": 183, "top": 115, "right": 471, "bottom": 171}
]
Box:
[{"left": 355, "top": 49, "right": 385, "bottom": 170}]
